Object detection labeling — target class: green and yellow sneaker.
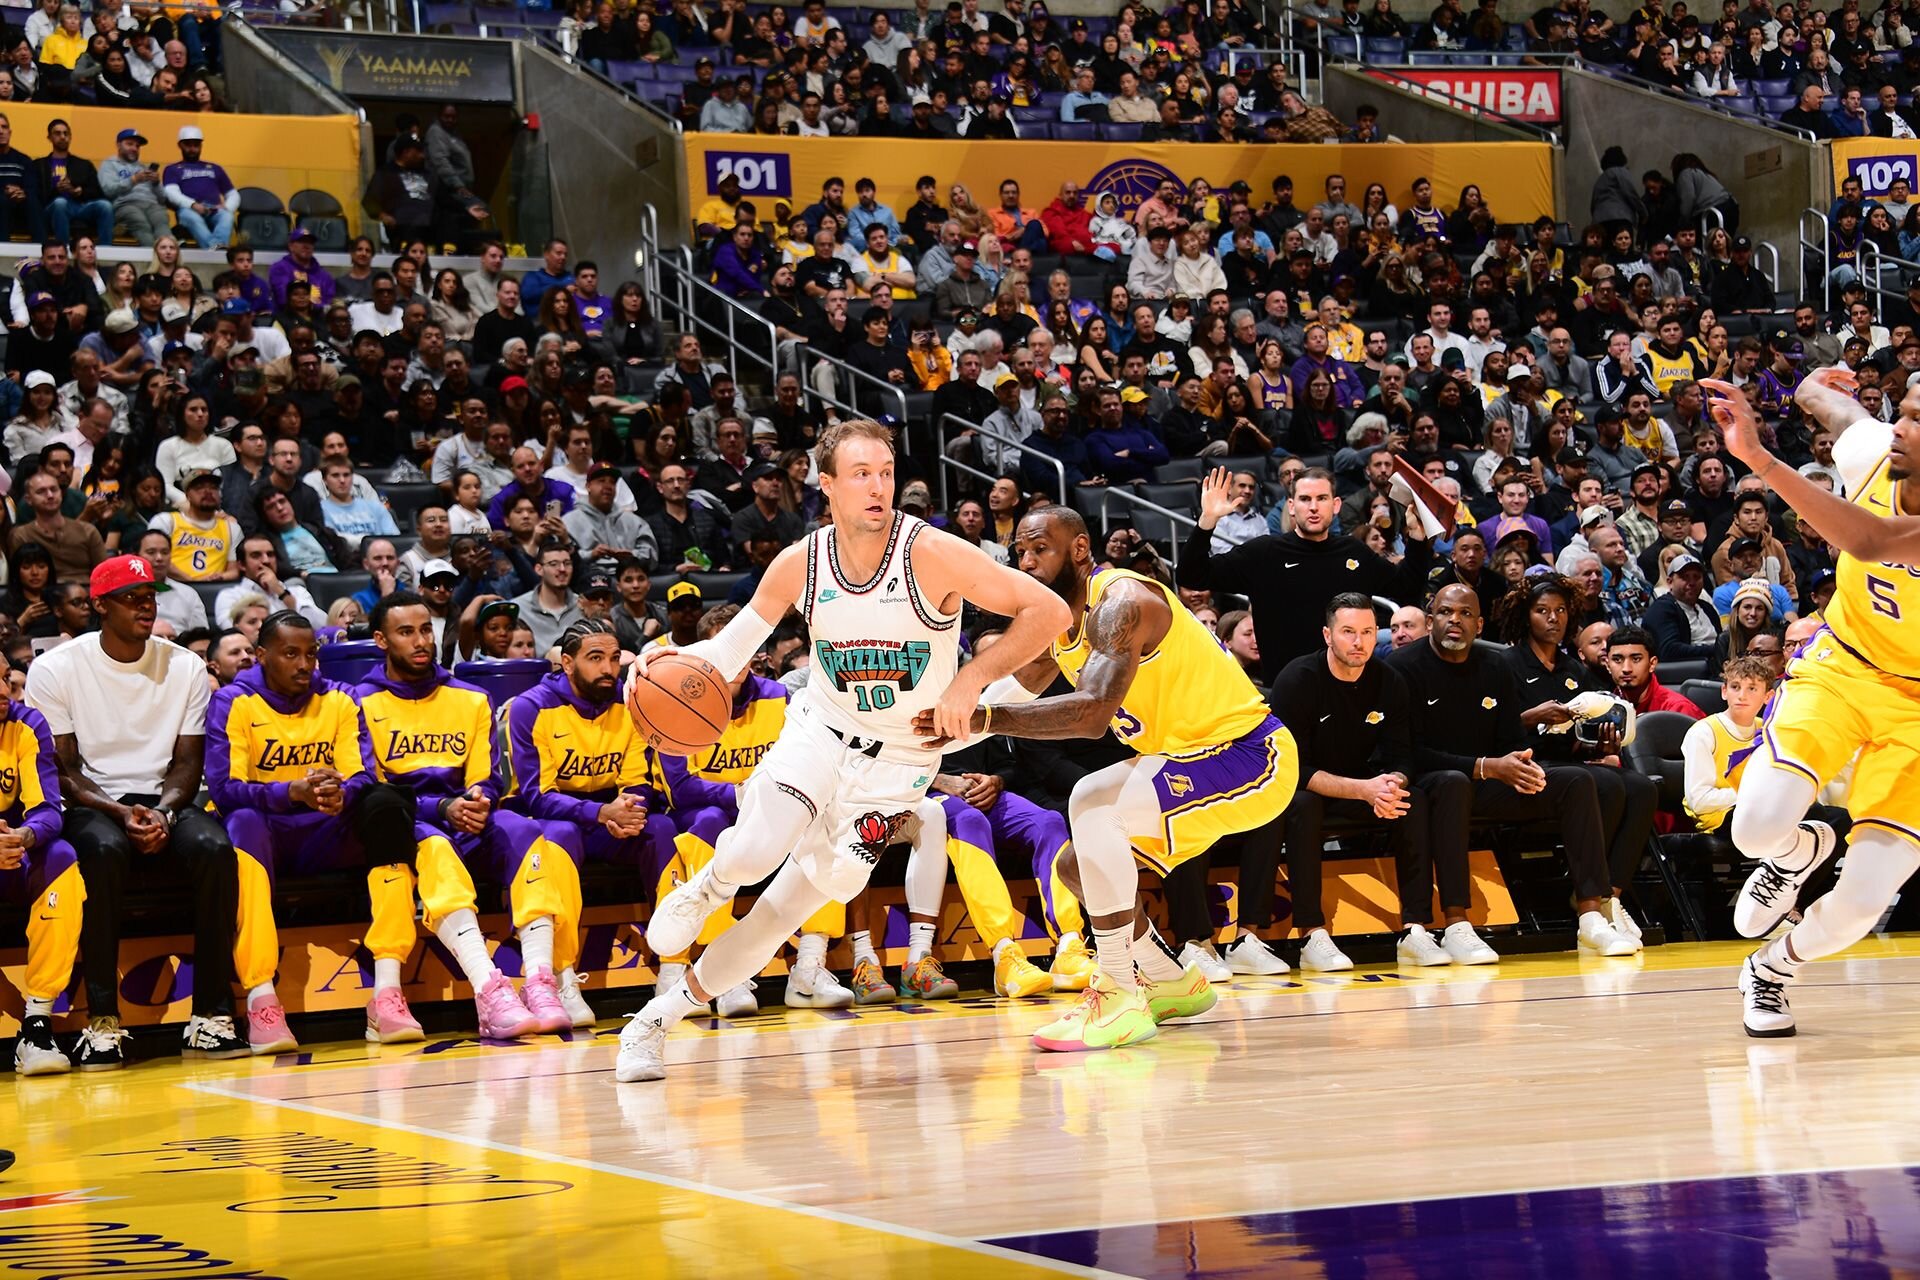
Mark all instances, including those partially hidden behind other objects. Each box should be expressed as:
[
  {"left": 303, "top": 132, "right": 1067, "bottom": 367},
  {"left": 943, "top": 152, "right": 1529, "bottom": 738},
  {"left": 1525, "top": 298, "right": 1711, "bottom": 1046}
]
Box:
[
  {"left": 1032, "top": 976, "right": 1160, "bottom": 1052},
  {"left": 1145, "top": 962, "right": 1219, "bottom": 1025}
]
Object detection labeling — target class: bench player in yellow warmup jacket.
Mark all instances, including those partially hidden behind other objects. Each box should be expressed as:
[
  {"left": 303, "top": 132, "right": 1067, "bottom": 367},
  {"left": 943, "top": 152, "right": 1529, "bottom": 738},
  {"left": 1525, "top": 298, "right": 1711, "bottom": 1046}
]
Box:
[{"left": 1, "top": 653, "right": 88, "bottom": 1077}]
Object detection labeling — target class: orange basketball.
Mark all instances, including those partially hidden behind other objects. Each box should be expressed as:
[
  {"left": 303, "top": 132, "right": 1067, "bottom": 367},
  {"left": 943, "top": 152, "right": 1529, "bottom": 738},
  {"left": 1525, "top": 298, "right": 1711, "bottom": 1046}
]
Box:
[{"left": 626, "top": 652, "right": 731, "bottom": 756}]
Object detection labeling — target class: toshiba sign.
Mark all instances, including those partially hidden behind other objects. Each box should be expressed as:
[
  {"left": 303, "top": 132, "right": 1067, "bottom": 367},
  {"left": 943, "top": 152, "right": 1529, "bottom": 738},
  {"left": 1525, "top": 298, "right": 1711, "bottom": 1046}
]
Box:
[{"left": 1366, "top": 69, "right": 1563, "bottom": 123}]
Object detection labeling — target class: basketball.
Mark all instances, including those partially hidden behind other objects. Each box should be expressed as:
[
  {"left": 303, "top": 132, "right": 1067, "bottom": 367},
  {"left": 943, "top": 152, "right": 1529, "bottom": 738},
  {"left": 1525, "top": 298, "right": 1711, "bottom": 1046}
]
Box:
[{"left": 626, "top": 652, "right": 731, "bottom": 756}]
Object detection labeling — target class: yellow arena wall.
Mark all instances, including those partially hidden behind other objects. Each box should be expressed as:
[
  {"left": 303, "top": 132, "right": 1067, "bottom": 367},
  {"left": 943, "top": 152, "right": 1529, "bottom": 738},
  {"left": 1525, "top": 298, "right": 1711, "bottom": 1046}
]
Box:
[
  {"left": 0, "top": 102, "right": 365, "bottom": 238},
  {"left": 681, "top": 136, "right": 1557, "bottom": 230},
  {"left": 0, "top": 856, "right": 1516, "bottom": 1036},
  {"left": 1832, "top": 136, "right": 1920, "bottom": 198}
]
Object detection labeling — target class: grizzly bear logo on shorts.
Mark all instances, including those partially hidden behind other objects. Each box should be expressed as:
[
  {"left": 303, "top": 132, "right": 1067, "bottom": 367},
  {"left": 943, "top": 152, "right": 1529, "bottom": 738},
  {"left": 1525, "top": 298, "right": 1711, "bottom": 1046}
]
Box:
[{"left": 850, "top": 810, "right": 915, "bottom": 864}]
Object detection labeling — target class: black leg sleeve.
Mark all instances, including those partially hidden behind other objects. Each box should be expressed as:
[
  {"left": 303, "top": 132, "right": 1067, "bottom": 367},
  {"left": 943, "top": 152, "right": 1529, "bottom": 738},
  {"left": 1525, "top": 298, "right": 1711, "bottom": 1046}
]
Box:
[
  {"left": 167, "top": 808, "right": 238, "bottom": 1017},
  {"left": 1282, "top": 791, "right": 1329, "bottom": 931},
  {"left": 1162, "top": 851, "right": 1213, "bottom": 945},
  {"left": 1603, "top": 766, "right": 1658, "bottom": 892},
  {"left": 351, "top": 782, "right": 419, "bottom": 869},
  {"left": 63, "top": 807, "right": 132, "bottom": 1021}
]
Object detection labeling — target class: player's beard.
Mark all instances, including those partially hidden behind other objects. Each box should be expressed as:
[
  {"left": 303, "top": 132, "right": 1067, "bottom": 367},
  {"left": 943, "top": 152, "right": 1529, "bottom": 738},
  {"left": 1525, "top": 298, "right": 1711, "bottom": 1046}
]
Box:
[
  {"left": 579, "top": 675, "right": 618, "bottom": 705},
  {"left": 1046, "top": 559, "right": 1079, "bottom": 602}
]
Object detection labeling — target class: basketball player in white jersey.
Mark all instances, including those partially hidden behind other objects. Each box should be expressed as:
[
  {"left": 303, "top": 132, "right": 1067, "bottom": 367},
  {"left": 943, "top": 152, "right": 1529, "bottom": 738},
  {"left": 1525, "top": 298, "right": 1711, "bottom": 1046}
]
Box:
[{"left": 615, "top": 421, "right": 1069, "bottom": 1082}]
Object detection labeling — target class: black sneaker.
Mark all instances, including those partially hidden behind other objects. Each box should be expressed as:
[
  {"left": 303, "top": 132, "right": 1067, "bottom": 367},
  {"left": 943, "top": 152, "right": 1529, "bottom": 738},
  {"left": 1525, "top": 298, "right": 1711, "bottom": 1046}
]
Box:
[
  {"left": 181, "top": 1014, "right": 248, "bottom": 1060},
  {"left": 12, "top": 1014, "right": 71, "bottom": 1076},
  {"left": 73, "top": 1016, "right": 129, "bottom": 1072},
  {"left": 0, "top": 1149, "right": 13, "bottom": 1174}
]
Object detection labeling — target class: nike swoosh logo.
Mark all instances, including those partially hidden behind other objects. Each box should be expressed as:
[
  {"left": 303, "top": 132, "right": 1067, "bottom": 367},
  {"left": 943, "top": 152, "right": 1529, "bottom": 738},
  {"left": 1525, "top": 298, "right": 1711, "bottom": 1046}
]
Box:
[
  {"left": 1284, "top": 562, "right": 1301, "bottom": 568},
  {"left": 1427, "top": 698, "right": 1440, "bottom": 706},
  {"left": 381, "top": 875, "right": 402, "bottom": 885},
  {"left": 525, "top": 876, "right": 544, "bottom": 885},
  {"left": 551, "top": 732, "right": 568, "bottom": 739},
  {"left": 1319, "top": 714, "right": 1332, "bottom": 722},
  {"left": 1524, "top": 676, "right": 1541, "bottom": 684},
  {"left": 36, "top": 914, "right": 56, "bottom": 921}
]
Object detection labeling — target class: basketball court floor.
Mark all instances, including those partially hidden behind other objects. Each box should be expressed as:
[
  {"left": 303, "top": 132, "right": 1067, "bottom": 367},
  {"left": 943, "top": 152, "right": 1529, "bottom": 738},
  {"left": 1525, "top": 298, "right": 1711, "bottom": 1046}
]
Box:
[{"left": 7, "top": 937, "right": 1920, "bottom": 1277}]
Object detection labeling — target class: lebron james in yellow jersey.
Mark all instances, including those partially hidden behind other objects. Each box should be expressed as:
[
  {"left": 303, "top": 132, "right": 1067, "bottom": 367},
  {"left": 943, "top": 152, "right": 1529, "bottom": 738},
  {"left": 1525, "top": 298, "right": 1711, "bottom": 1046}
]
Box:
[
  {"left": 917, "top": 504, "right": 1298, "bottom": 1052},
  {"left": 1704, "top": 368, "right": 1920, "bottom": 1039}
]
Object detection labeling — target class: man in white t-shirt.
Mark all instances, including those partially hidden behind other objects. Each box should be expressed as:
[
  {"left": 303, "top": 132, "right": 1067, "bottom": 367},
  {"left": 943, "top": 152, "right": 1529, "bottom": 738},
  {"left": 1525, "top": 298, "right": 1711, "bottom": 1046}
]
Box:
[{"left": 24, "top": 554, "right": 247, "bottom": 1068}]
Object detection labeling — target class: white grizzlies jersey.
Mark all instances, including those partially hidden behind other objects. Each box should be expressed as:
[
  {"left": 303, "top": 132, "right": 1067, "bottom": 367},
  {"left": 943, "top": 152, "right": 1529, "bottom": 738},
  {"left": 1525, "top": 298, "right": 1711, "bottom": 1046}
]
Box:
[{"left": 799, "top": 511, "right": 961, "bottom": 748}]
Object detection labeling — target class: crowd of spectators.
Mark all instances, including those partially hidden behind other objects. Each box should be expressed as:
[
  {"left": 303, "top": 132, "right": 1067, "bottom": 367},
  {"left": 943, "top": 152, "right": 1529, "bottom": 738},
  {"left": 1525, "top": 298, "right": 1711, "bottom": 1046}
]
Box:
[{"left": 0, "top": 0, "right": 229, "bottom": 112}]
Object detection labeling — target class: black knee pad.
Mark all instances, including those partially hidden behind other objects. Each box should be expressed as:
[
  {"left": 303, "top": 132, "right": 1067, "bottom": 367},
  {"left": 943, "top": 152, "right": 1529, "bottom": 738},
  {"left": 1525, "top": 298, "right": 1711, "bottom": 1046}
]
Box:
[{"left": 353, "top": 784, "right": 418, "bottom": 869}]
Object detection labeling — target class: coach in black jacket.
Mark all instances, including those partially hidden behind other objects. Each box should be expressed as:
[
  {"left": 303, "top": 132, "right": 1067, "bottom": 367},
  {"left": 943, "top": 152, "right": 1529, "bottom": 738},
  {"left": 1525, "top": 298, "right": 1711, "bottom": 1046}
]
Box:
[
  {"left": 1180, "top": 464, "right": 1433, "bottom": 681},
  {"left": 1384, "top": 584, "right": 1626, "bottom": 952}
]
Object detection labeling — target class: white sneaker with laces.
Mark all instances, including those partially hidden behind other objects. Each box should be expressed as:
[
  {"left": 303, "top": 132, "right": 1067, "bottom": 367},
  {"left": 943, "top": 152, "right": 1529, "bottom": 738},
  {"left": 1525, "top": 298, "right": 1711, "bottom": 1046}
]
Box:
[
  {"left": 1299, "top": 929, "right": 1354, "bottom": 972},
  {"left": 784, "top": 963, "right": 856, "bottom": 1009},
  {"left": 12, "top": 1017, "right": 69, "bottom": 1076},
  {"left": 1606, "top": 897, "right": 1644, "bottom": 951},
  {"left": 558, "top": 971, "right": 597, "bottom": 1027},
  {"left": 181, "top": 1013, "right": 248, "bottom": 1059},
  {"left": 715, "top": 980, "right": 758, "bottom": 1018},
  {"left": 1441, "top": 921, "right": 1500, "bottom": 965},
  {"left": 1577, "top": 910, "right": 1638, "bottom": 957},
  {"left": 1734, "top": 822, "right": 1838, "bottom": 938},
  {"left": 1224, "top": 933, "right": 1289, "bottom": 975},
  {"left": 645, "top": 866, "right": 737, "bottom": 962},
  {"left": 1177, "top": 940, "right": 1232, "bottom": 983},
  {"left": 1740, "top": 952, "right": 1797, "bottom": 1037},
  {"left": 1396, "top": 924, "right": 1451, "bottom": 967},
  {"left": 615, "top": 1014, "right": 667, "bottom": 1082}
]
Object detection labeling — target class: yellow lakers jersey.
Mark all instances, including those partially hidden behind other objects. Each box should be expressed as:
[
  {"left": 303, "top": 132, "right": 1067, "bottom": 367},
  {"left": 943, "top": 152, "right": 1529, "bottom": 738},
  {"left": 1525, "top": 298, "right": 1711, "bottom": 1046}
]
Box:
[
  {"left": 1051, "top": 568, "right": 1272, "bottom": 758},
  {"left": 1824, "top": 451, "right": 1920, "bottom": 677},
  {"left": 1640, "top": 346, "right": 1698, "bottom": 399},
  {"left": 165, "top": 512, "right": 238, "bottom": 581},
  {"left": 691, "top": 678, "right": 788, "bottom": 785},
  {"left": 1684, "top": 712, "right": 1754, "bottom": 832}
]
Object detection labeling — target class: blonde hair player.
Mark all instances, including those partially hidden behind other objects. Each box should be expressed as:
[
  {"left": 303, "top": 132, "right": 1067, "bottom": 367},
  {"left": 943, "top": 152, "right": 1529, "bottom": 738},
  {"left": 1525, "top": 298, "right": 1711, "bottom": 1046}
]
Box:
[
  {"left": 615, "top": 420, "right": 1068, "bottom": 1083},
  {"left": 915, "top": 492, "right": 1300, "bottom": 1052},
  {"left": 1701, "top": 368, "right": 1920, "bottom": 1037}
]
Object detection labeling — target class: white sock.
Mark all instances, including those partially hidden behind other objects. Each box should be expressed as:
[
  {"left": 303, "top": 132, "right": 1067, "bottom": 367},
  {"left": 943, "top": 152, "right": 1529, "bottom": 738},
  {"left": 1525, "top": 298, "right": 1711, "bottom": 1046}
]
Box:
[
  {"left": 794, "top": 932, "right": 828, "bottom": 971},
  {"left": 373, "top": 958, "right": 403, "bottom": 992},
  {"left": 1134, "top": 919, "right": 1184, "bottom": 982},
  {"left": 519, "top": 915, "right": 554, "bottom": 975},
  {"left": 850, "top": 930, "right": 880, "bottom": 966},
  {"left": 435, "top": 909, "right": 497, "bottom": 988},
  {"left": 1058, "top": 930, "right": 1082, "bottom": 949},
  {"left": 1092, "top": 924, "right": 1136, "bottom": 991},
  {"left": 1775, "top": 824, "right": 1823, "bottom": 874},
  {"left": 991, "top": 937, "right": 1014, "bottom": 961},
  {"left": 1758, "top": 934, "right": 1806, "bottom": 975},
  {"left": 247, "top": 983, "right": 276, "bottom": 1009},
  {"left": 23, "top": 996, "right": 53, "bottom": 1019},
  {"left": 907, "top": 920, "right": 934, "bottom": 964},
  {"left": 640, "top": 980, "right": 708, "bottom": 1029}
]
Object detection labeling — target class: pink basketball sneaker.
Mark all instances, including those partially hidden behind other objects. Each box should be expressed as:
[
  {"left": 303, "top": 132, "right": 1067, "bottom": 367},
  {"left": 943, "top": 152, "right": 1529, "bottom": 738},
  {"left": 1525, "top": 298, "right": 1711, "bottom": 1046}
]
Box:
[
  {"left": 474, "top": 972, "right": 541, "bottom": 1040},
  {"left": 365, "top": 988, "right": 425, "bottom": 1044},
  {"left": 246, "top": 996, "right": 298, "bottom": 1056},
  {"left": 521, "top": 968, "right": 571, "bottom": 1033}
]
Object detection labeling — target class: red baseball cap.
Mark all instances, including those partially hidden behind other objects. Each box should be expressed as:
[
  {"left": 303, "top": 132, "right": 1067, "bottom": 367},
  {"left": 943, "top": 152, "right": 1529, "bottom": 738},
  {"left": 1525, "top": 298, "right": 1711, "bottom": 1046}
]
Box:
[
  {"left": 500, "top": 375, "right": 530, "bottom": 394},
  {"left": 90, "top": 554, "right": 158, "bottom": 599}
]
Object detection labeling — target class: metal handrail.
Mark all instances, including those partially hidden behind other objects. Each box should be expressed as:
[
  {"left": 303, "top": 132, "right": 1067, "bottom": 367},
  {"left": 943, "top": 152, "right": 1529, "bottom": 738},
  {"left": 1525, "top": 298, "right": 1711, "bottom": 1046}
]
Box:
[
  {"left": 1800, "top": 207, "right": 1833, "bottom": 312},
  {"left": 654, "top": 245, "right": 781, "bottom": 389},
  {"left": 795, "top": 346, "right": 913, "bottom": 443},
  {"left": 1856, "top": 239, "right": 1916, "bottom": 310},
  {"left": 935, "top": 413, "right": 1064, "bottom": 512},
  {"left": 1098, "top": 487, "right": 1199, "bottom": 567}
]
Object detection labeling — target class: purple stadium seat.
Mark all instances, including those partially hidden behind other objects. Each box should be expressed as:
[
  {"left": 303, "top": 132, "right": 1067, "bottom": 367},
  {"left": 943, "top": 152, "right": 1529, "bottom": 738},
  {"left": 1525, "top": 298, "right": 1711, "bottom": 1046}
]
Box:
[
  {"left": 453, "top": 660, "right": 555, "bottom": 709},
  {"left": 422, "top": 1, "right": 472, "bottom": 26},
  {"left": 605, "top": 59, "right": 651, "bottom": 84},
  {"left": 1362, "top": 36, "right": 1406, "bottom": 59},
  {"left": 318, "top": 640, "right": 384, "bottom": 688},
  {"left": 1054, "top": 122, "right": 1098, "bottom": 140},
  {"left": 1102, "top": 122, "right": 1146, "bottom": 141},
  {"left": 1755, "top": 77, "right": 1790, "bottom": 95}
]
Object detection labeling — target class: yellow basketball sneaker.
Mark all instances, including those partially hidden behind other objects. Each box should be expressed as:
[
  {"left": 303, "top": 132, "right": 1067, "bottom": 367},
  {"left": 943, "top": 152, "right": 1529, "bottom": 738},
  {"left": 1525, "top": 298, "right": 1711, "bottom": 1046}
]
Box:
[
  {"left": 994, "top": 944, "right": 1052, "bottom": 998},
  {"left": 1144, "top": 962, "right": 1219, "bottom": 1025},
  {"left": 1032, "top": 976, "right": 1159, "bottom": 1052},
  {"left": 1049, "top": 935, "right": 1096, "bottom": 991}
]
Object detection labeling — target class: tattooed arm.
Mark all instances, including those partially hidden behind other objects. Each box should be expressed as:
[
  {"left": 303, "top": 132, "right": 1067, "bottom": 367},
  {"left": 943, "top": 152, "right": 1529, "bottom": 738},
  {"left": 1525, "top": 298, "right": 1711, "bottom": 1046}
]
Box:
[{"left": 925, "top": 578, "right": 1171, "bottom": 742}]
